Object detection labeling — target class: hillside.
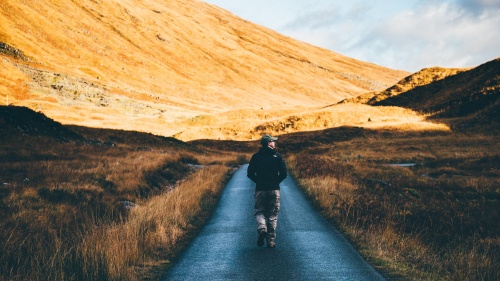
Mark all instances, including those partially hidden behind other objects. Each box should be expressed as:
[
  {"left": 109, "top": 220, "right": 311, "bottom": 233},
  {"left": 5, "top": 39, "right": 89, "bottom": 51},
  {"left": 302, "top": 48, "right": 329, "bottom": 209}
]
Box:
[
  {"left": 340, "top": 67, "right": 468, "bottom": 104},
  {"left": 372, "top": 58, "right": 499, "bottom": 132},
  {"left": 0, "top": 0, "right": 408, "bottom": 138},
  {"left": 0, "top": 105, "right": 196, "bottom": 152},
  {"left": 334, "top": 57, "right": 499, "bottom": 134}
]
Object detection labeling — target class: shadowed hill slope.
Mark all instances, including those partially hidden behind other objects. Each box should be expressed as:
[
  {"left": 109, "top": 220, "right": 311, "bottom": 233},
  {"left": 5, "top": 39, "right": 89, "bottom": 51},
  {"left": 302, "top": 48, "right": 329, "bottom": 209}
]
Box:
[
  {"left": 0, "top": 0, "right": 408, "bottom": 138},
  {"left": 372, "top": 58, "right": 499, "bottom": 117},
  {"left": 368, "top": 58, "right": 500, "bottom": 134},
  {"left": 340, "top": 67, "right": 468, "bottom": 105},
  {"left": 0, "top": 105, "right": 199, "bottom": 151},
  {"left": 335, "top": 58, "right": 499, "bottom": 135},
  {"left": 0, "top": 105, "right": 82, "bottom": 141}
]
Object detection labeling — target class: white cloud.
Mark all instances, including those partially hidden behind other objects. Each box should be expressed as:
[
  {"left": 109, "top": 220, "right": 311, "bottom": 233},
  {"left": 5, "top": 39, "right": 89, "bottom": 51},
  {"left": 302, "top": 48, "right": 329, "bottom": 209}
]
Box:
[
  {"left": 282, "top": 3, "right": 369, "bottom": 30},
  {"left": 280, "top": 2, "right": 377, "bottom": 55},
  {"left": 203, "top": 0, "right": 500, "bottom": 72},
  {"left": 354, "top": 1, "right": 500, "bottom": 71}
]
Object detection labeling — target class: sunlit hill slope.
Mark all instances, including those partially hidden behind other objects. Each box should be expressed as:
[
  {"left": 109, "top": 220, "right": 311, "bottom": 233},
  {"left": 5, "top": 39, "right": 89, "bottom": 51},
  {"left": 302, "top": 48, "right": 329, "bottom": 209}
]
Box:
[{"left": 0, "top": 0, "right": 407, "bottom": 138}]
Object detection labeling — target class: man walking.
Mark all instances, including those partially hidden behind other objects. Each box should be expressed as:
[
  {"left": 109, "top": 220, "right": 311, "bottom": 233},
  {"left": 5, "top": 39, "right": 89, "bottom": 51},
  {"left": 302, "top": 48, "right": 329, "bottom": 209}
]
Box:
[{"left": 247, "top": 134, "right": 287, "bottom": 248}]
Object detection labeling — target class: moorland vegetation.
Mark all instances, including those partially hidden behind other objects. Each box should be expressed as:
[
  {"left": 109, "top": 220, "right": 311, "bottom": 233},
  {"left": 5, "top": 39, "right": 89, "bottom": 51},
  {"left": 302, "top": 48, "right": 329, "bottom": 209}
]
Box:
[
  {"left": 0, "top": 0, "right": 406, "bottom": 137},
  {"left": 193, "top": 125, "right": 499, "bottom": 280},
  {"left": 0, "top": 106, "right": 244, "bottom": 280},
  {"left": 285, "top": 129, "right": 499, "bottom": 280}
]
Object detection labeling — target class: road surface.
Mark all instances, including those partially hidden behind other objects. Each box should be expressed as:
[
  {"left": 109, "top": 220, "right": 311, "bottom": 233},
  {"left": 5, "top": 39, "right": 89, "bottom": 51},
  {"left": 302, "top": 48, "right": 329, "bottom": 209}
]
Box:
[{"left": 161, "top": 165, "right": 385, "bottom": 280}]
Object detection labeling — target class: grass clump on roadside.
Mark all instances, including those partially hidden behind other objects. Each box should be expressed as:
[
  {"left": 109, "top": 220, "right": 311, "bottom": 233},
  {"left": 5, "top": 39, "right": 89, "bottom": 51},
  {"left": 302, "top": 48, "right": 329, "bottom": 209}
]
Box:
[{"left": 77, "top": 164, "right": 229, "bottom": 280}]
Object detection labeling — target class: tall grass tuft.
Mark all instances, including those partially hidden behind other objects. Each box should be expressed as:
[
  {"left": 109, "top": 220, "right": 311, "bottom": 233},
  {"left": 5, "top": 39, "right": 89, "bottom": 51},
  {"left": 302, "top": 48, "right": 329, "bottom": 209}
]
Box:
[{"left": 70, "top": 165, "right": 228, "bottom": 280}]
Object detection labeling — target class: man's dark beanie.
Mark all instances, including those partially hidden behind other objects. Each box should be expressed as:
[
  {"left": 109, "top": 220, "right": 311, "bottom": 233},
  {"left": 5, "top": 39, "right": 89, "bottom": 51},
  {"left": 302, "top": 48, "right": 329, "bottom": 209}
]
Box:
[{"left": 260, "top": 134, "right": 278, "bottom": 146}]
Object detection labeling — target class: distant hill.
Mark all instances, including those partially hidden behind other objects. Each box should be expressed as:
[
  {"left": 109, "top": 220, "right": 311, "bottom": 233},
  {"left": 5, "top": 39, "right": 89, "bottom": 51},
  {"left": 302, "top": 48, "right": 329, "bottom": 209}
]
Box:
[
  {"left": 340, "top": 67, "right": 468, "bottom": 105},
  {"left": 0, "top": 105, "right": 199, "bottom": 152},
  {"left": 369, "top": 58, "right": 500, "bottom": 133},
  {"left": 371, "top": 58, "right": 499, "bottom": 115},
  {"left": 0, "top": 0, "right": 407, "bottom": 138}
]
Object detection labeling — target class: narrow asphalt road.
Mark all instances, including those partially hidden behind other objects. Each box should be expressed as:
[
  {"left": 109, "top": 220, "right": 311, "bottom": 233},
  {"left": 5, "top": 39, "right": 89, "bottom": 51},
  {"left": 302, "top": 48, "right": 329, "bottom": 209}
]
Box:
[{"left": 161, "top": 165, "right": 385, "bottom": 281}]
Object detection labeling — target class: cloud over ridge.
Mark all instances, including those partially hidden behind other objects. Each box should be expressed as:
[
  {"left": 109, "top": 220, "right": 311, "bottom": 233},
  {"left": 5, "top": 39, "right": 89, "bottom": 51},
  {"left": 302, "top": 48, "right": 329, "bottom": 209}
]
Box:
[{"left": 205, "top": 0, "right": 500, "bottom": 72}]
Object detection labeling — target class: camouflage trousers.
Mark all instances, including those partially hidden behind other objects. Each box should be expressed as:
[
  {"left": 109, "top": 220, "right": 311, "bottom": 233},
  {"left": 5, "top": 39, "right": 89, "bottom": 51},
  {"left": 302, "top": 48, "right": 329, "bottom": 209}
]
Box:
[{"left": 254, "top": 190, "right": 281, "bottom": 242}]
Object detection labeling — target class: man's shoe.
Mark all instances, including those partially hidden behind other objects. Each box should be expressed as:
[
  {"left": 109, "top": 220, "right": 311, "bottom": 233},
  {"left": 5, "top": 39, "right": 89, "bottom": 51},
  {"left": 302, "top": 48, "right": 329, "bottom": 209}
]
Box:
[
  {"left": 267, "top": 241, "right": 276, "bottom": 248},
  {"left": 257, "top": 232, "right": 266, "bottom": 247}
]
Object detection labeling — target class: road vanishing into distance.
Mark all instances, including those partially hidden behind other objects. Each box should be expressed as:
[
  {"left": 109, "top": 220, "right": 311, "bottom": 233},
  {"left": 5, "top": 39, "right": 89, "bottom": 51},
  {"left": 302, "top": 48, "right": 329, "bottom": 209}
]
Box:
[{"left": 161, "top": 165, "right": 385, "bottom": 281}]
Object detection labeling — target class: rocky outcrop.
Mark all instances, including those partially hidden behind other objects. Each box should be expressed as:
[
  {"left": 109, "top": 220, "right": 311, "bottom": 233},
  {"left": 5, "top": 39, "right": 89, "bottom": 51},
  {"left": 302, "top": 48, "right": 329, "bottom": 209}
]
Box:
[{"left": 0, "top": 42, "right": 28, "bottom": 61}]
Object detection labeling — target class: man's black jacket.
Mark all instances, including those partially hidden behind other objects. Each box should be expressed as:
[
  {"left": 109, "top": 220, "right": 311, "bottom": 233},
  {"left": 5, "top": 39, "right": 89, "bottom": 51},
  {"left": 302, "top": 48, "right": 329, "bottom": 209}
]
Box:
[{"left": 247, "top": 146, "right": 287, "bottom": 191}]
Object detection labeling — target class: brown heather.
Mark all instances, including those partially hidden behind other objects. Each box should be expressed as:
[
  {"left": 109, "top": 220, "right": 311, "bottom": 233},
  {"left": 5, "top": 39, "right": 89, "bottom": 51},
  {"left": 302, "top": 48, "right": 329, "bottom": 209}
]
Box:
[
  {"left": 1, "top": 111, "right": 498, "bottom": 280},
  {"left": 284, "top": 130, "right": 499, "bottom": 280},
  {"left": 0, "top": 126, "right": 238, "bottom": 281}
]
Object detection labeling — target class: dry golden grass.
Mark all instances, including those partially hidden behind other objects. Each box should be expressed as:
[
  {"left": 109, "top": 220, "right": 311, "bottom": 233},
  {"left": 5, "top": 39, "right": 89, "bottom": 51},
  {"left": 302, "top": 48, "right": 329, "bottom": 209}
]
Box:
[
  {"left": 1, "top": 2, "right": 497, "bottom": 276},
  {"left": 2, "top": 98, "right": 498, "bottom": 280},
  {"left": 192, "top": 124, "right": 499, "bottom": 280},
  {"left": 283, "top": 130, "right": 499, "bottom": 280},
  {"left": 0, "top": 122, "right": 240, "bottom": 281},
  {"left": 371, "top": 58, "right": 500, "bottom": 123},
  {"left": 1, "top": 164, "right": 229, "bottom": 281},
  {"left": 0, "top": 59, "right": 30, "bottom": 104},
  {"left": 174, "top": 103, "right": 451, "bottom": 141},
  {"left": 76, "top": 165, "right": 228, "bottom": 280}
]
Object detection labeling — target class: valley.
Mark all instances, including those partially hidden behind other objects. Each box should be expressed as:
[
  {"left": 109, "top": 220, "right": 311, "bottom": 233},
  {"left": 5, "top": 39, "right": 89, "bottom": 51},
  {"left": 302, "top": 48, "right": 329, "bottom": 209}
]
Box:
[{"left": 0, "top": 0, "right": 498, "bottom": 280}]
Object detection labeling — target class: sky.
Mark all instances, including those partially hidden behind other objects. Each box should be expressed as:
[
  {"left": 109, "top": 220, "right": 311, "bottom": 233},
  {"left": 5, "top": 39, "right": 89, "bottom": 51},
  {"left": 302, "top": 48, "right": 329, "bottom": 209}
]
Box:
[{"left": 202, "top": 0, "right": 500, "bottom": 72}]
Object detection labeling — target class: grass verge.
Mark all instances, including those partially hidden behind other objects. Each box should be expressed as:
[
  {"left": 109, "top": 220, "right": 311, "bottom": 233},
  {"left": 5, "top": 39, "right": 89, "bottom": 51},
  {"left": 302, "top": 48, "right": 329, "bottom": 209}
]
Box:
[
  {"left": 0, "top": 126, "right": 238, "bottom": 281},
  {"left": 285, "top": 130, "right": 499, "bottom": 280}
]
